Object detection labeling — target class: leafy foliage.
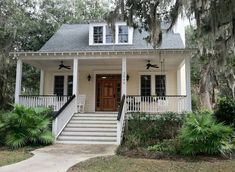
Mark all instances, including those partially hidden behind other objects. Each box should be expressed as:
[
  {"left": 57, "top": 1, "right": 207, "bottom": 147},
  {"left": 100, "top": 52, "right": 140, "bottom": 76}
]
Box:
[
  {"left": 107, "top": 0, "right": 181, "bottom": 48},
  {"left": 179, "top": 111, "right": 234, "bottom": 156},
  {"left": 0, "top": 105, "right": 54, "bottom": 148},
  {"left": 214, "top": 97, "right": 235, "bottom": 127},
  {"left": 123, "top": 112, "right": 186, "bottom": 148},
  {"left": 0, "top": 111, "right": 4, "bottom": 145},
  {"left": 147, "top": 139, "right": 180, "bottom": 154},
  {"left": 0, "top": 0, "right": 108, "bottom": 109}
]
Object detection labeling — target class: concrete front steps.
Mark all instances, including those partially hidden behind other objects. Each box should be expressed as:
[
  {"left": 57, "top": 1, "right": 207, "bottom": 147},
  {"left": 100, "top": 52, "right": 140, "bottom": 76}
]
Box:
[{"left": 56, "top": 113, "right": 118, "bottom": 144}]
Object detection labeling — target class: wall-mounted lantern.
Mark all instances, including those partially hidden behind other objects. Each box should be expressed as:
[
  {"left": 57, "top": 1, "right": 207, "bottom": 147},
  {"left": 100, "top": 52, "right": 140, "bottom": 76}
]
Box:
[{"left": 87, "top": 74, "right": 91, "bottom": 81}]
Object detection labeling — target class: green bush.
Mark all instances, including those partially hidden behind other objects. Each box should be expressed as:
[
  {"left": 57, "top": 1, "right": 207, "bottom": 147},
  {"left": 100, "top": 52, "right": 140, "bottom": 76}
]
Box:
[
  {"left": 214, "top": 97, "right": 235, "bottom": 127},
  {"left": 0, "top": 111, "right": 4, "bottom": 146},
  {"left": 179, "top": 111, "right": 234, "bottom": 156},
  {"left": 0, "top": 105, "right": 54, "bottom": 148},
  {"left": 124, "top": 112, "right": 186, "bottom": 147},
  {"left": 125, "top": 134, "right": 141, "bottom": 149},
  {"left": 147, "top": 139, "right": 180, "bottom": 154}
]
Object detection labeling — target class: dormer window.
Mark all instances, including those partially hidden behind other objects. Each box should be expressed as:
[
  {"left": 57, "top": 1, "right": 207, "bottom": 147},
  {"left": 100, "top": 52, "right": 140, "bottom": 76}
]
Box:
[
  {"left": 118, "top": 25, "right": 128, "bottom": 43},
  {"left": 89, "top": 22, "right": 133, "bottom": 45},
  {"left": 93, "top": 26, "right": 103, "bottom": 43},
  {"left": 106, "top": 26, "right": 113, "bottom": 43}
]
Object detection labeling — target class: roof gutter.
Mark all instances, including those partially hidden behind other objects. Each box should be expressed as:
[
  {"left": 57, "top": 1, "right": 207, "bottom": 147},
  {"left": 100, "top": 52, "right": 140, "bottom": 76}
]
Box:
[{"left": 9, "top": 48, "right": 197, "bottom": 57}]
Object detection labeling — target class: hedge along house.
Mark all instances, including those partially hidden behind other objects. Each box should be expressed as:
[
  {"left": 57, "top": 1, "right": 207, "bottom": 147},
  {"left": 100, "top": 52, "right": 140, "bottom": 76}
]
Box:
[{"left": 11, "top": 20, "right": 194, "bottom": 144}]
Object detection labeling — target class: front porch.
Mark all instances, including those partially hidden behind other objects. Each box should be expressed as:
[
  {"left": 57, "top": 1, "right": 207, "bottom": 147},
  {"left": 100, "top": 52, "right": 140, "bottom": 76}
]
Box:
[{"left": 14, "top": 50, "right": 192, "bottom": 114}]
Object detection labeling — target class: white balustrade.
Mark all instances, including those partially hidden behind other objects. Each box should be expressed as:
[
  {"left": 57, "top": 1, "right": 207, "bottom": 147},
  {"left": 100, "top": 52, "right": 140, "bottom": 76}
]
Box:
[
  {"left": 19, "top": 95, "right": 72, "bottom": 111},
  {"left": 52, "top": 96, "right": 76, "bottom": 138},
  {"left": 126, "top": 96, "right": 188, "bottom": 113}
]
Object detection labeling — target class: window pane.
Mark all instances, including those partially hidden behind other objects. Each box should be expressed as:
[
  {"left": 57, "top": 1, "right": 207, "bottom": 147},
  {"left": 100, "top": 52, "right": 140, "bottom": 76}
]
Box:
[
  {"left": 118, "top": 26, "right": 128, "bottom": 43},
  {"left": 93, "top": 26, "right": 103, "bottom": 43},
  {"left": 141, "top": 75, "right": 151, "bottom": 96},
  {"left": 54, "top": 76, "right": 64, "bottom": 96},
  {"left": 106, "top": 26, "right": 113, "bottom": 43},
  {"left": 155, "top": 75, "right": 166, "bottom": 96},
  {"left": 67, "top": 75, "right": 73, "bottom": 96}
]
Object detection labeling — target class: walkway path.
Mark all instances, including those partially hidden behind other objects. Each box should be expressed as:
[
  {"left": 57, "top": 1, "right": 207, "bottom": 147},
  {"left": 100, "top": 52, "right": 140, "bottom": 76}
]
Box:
[{"left": 0, "top": 144, "right": 117, "bottom": 172}]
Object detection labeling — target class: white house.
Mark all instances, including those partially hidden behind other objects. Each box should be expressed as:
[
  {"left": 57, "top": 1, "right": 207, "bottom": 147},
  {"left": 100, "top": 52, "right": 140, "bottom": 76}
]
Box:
[{"left": 11, "top": 21, "right": 194, "bottom": 145}]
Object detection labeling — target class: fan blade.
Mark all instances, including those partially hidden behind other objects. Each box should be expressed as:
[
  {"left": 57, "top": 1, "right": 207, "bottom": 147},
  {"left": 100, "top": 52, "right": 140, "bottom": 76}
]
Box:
[
  {"left": 152, "top": 65, "right": 159, "bottom": 68},
  {"left": 64, "top": 66, "right": 71, "bottom": 69},
  {"left": 146, "top": 65, "right": 150, "bottom": 69}
]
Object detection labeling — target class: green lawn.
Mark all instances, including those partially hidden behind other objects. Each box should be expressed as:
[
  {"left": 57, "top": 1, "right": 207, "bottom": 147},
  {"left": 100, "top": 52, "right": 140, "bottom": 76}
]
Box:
[
  {"left": 0, "top": 147, "right": 33, "bottom": 167},
  {"left": 67, "top": 155, "right": 235, "bottom": 172}
]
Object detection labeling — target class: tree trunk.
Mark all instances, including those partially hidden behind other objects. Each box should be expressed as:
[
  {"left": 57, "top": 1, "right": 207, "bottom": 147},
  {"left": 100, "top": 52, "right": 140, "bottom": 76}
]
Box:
[{"left": 199, "top": 63, "right": 212, "bottom": 110}]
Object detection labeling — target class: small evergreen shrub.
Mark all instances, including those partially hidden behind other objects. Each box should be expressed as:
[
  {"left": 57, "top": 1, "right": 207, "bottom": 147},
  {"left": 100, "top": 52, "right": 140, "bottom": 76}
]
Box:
[
  {"left": 0, "top": 111, "right": 4, "bottom": 145},
  {"left": 124, "top": 112, "right": 186, "bottom": 147},
  {"left": 147, "top": 139, "right": 180, "bottom": 154},
  {"left": 125, "top": 134, "right": 141, "bottom": 149},
  {"left": 156, "top": 112, "right": 186, "bottom": 140},
  {"left": 214, "top": 97, "right": 235, "bottom": 127},
  {"left": 0, "top": 105, "right": 54, "bottom": 148},
  {"left": 179, "top": 111, "right": 234, "bottom": 156}
]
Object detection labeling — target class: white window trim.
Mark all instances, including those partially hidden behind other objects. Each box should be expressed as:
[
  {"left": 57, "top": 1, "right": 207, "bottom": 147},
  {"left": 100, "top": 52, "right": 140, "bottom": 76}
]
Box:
[
  {"left": 116, "top": 23, "right": 133, "bottom": 45},
  {"left": 52, "top": 72, "right": 72, "bottom": 96},
  {"left": 138, "top": 72, "right": 167, "bottom": 96},
  {"left": 89, "top": 22, "right": 133, "bottom": 45}
]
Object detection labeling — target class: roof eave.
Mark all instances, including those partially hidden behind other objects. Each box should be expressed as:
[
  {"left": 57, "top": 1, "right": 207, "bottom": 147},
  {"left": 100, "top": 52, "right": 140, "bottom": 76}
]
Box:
[{"left": 9, "top": 48, "right": 197, "bottom": 57}]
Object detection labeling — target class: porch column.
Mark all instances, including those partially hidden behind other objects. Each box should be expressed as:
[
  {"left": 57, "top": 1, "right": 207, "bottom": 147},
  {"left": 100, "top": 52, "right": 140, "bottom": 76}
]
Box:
[
  {"left": 39, "top": 69, "right": 44, "bottom": 95},
  {"left": 15, "top": 59, "right": 22, "bottom": 104},
  {"left": 121, "top": 57, "right": 127, "bottom": 96},
  {"left": 73, "top": 58, "right": 79, "bottom": 96},
  {"left": 185, "top": 57, "right": 192, "bottom": 111}
]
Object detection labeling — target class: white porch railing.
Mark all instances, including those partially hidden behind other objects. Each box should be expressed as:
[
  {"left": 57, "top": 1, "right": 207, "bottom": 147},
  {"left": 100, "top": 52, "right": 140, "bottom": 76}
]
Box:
[
  {"left": 52, "top": 95, "right": 76, "bottom": 138},
  {"left": 19, "top": 95, "right": 72, "bottom": 111},
  {"left": 126, "top": 95, "right": 187, "bottom": 113}
]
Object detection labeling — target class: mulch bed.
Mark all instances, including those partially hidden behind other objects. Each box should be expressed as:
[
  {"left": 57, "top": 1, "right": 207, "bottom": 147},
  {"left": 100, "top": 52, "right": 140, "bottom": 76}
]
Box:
[{"left": 117, "top": 146, "right": 233, "bottom": 162}]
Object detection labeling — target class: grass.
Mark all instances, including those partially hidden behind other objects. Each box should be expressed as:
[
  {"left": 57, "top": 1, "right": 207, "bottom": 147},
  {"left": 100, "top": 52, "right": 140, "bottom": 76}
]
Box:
[
  {"left": 0, "top": 147, "right": 33, "bottom": 167},
  {"left": 67, "top": 155, "right": 235, "bottom": 172}
]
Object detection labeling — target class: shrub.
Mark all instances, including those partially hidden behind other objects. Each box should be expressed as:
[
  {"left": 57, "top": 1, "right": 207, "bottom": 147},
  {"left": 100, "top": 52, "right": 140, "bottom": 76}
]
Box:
[
  {"left": 0, "top": 111, "right": 4, "bottom": 146},
  {"left": 124, "top": 112, "right": 186, "bottom": 147},
  {"left": 0, "top": 105, "right": 54, "bottom": 148},
  {"left": 179, "top": 111, "right": 234, "bottom": 156},
  {"left": 147, "top": 139, "right": 180, "bottom": 154},
  {"left": 124, "top": 134, "right": 141, "bottom": 149},
  {"left": 156, "top": 112, "right": 186, "bottom": 140},
  {"left": 214, "top": 97, "right": 235, "bottom": 127}
]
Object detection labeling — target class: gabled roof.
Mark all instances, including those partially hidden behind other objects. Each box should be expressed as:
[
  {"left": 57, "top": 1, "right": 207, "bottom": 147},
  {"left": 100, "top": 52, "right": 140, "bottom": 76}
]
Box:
[{"left": 39, "top": 24, "right": 184, "bottom": 52}]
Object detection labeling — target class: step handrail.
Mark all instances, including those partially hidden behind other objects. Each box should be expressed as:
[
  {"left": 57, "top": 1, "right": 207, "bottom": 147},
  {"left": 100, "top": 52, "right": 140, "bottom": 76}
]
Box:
[
  {"left": 117, "top": 94, "right": 126, "bottom": 121},
  {"left": 52, "top": 95, "right": 76, "bottom": 138},
  {"left": 53, "top": 95, "right": 76, "bottom": 119}
]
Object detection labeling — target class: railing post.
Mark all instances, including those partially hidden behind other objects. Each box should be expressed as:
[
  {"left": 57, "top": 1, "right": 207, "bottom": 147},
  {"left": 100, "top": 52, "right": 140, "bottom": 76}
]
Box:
[
  {"left": 117, "top": 121, "right": 121, "bottom": 144},
  {"left": 52, "top": 117, "right": 58, "bottom": 137}
]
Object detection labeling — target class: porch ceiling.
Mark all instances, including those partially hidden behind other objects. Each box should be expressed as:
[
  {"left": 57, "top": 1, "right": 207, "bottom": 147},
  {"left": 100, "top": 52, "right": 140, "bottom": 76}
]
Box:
[{"left": 23, "top": 54, "right": 186, "bottom": 71}]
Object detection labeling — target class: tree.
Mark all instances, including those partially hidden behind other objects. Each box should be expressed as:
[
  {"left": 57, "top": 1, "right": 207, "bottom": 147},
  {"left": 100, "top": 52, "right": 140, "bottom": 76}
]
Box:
[
  {"left": 109, "top": 0, "right": 235, "bottom": 110},
  {"left": 0, "top": 0, "right": 108, "bottom": 109},
  {"left": 106, "top": 0, "right": 182, "bottom": 49}
]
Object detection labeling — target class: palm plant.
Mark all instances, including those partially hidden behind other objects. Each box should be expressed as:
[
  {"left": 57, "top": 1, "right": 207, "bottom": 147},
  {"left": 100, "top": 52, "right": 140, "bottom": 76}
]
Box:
[
  {"left": 179, "top": 111, "right": 234, "bottom": 156},
  {"left": 1, "top": 105, "right": 54, "bottom": 148}
]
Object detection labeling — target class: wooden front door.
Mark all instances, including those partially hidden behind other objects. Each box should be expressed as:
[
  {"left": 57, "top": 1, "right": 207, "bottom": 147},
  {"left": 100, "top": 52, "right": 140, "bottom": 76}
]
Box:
[{"left": 96, "top": 75, "right": 121, "bottom": 111}]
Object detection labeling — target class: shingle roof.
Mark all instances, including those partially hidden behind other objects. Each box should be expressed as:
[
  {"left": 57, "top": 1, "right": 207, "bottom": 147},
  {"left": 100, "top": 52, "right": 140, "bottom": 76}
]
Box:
[{"left": 39, "top": 24, "right": 184, "bottom": 52}]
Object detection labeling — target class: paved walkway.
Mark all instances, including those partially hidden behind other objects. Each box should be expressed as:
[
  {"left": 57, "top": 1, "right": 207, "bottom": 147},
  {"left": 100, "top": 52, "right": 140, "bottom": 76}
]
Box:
[{"left": 0, "top": 144, "right": 117, "bottom": 172}]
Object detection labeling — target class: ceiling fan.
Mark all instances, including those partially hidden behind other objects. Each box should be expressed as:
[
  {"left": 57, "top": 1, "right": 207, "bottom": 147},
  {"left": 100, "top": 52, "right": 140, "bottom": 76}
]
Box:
[
  {"left": 146, "top": 60, "right": 159, "bottom": 69},
  {"left": 58, "top": 61, "right": 71, "bottom": 70}
]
